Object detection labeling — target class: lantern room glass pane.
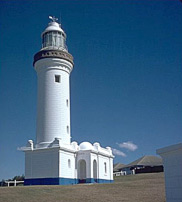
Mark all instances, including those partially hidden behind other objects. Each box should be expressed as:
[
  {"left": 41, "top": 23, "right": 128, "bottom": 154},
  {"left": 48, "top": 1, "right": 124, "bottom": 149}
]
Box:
[{"left": 42, "top": 31, "right": 67, "bottom": 50}]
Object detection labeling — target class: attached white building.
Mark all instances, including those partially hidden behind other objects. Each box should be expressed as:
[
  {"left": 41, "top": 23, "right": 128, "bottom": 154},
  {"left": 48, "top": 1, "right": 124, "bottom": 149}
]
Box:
[{"left": 21, "top": 17, "right": 114, "bottom": 185}]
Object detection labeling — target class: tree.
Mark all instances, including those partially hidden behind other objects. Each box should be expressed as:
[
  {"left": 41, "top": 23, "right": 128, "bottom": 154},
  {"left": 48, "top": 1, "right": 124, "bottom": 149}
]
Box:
[{"left": 12, "top": 175, "right": 25, "bottom": 181}]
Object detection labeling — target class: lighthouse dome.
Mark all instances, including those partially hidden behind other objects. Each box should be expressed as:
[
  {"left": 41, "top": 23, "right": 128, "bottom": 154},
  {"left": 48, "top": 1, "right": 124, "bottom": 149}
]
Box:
[
  {"left": 42, "top": 21, "right": 66, "bottom": 36},
  {"left": 79, "top": 142, "right": 93, "bottom": 150}
]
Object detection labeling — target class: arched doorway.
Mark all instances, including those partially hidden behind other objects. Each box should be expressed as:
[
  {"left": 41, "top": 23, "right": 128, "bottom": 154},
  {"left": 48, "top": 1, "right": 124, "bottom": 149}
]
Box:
[
  {"left": 93, "top": 160, "right": 97, "bottom": 182},
  {"left": 78, "top": 159, "right": 86, "bottom": 183}
]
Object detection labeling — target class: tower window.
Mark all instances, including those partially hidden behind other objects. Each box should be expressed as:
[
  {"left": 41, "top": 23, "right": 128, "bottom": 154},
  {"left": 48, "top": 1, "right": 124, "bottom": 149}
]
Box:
[
  {"left": 55, "top": 75, "right": 60, "bottom": 83},
  {"left": 68, "top": 159, "right": 71, "bottom": 168},
  {"left": 67, "top": 126, "right": 69, "bottom": 134},
  {"left": 66, "top": 99, "right": 69, "bottom": 107},
  {"left": 104, "top": 162, "right": 107, "bottom": 174}
]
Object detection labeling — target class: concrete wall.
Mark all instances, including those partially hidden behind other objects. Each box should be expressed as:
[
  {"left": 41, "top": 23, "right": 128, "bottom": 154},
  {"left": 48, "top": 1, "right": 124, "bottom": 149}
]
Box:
[
  {"left": 25, "top": 148, "right": 59, "bottom": 179},
  {"left": 157, "top": 143, "right": 182, "bottom": 202},
  {"left": 98, "top": 155, "right": 112, "bottom": 181},
  {"left": 59, "top": 150, "right": 75, "bottom": 179}
]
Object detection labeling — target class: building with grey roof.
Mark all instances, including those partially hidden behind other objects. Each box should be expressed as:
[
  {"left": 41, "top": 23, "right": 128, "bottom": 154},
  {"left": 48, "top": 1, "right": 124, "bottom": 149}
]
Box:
[{"left": 114, "top": 155, "right": 163, "bottom": 175}]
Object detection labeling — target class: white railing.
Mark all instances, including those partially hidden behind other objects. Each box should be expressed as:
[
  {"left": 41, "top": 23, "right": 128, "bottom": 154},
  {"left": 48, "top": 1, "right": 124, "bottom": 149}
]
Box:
[{"left": 4, "top": 180, "right": 24, "bottom": 187}]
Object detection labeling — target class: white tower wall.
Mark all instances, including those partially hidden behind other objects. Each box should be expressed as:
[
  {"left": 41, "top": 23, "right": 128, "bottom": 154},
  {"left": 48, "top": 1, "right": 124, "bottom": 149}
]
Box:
[
  {"left": 35, "top": 58, "right": 73, "bottom": 146},
  {"left": 35, "top": 58, "right": 72, "bottom": 145}
]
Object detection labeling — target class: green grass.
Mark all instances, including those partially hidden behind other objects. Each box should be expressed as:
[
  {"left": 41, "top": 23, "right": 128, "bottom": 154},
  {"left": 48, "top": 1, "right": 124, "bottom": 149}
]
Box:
[{"left": 0, "top": 173, "right": 166, "bottom": 202}]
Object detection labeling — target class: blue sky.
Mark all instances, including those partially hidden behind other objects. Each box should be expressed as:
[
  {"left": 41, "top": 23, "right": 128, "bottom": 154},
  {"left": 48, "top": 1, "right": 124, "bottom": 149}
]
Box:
[{"left": 0, "top": 0, "right": 182, "bottom": 180}]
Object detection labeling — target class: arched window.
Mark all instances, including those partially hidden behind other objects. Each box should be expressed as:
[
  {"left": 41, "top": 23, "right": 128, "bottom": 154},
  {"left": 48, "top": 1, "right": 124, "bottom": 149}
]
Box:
[
  {"left": 104, "top": 162, "right": 107, "bottom": 174},
  {"left": 68, "top": 159, "right": 71, "bottom": 168},
  {"left": 67, "top": 126, "right": 69, "bottom": 134},
  {"left": 66, "top": 99, "right": 69, "bottom": 107},
  {"left": 93, "top": 160, "right": 97, "bottom": 180}
]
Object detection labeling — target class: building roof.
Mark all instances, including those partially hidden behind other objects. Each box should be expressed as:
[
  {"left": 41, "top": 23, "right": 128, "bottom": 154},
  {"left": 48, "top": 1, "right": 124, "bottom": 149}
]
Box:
[
  {"left": 113, "top": 163, "right": 125, "bottom": 172},
  {"left": 157, "top": 143, "right": 182, "bottom": 155},
  {"left": 42, "top": 21, "right": 65, "bottom": 36},
  {"left": 125, "top": 155, "right": 163, "bottom": 168}
]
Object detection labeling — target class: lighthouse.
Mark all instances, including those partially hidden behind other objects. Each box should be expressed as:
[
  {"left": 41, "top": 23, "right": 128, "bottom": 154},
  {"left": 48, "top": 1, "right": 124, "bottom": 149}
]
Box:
[
  {"left": 22, "top": 16, "right": 114, "bottom": 185},
  {"left": 34, "top": 16, "right": 73, "bottom": 147}
]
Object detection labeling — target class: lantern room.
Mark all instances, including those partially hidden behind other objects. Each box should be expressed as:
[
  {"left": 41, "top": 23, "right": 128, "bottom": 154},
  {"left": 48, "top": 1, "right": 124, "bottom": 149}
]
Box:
[{"left": 41, "top": 16, "right": 67, "bottom": 51}]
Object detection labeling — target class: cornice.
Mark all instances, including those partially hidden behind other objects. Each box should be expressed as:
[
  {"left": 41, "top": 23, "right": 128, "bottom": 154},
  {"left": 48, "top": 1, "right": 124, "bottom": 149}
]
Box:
[{"left": 33, "top": 49, "right": 74, "bottom": 66}]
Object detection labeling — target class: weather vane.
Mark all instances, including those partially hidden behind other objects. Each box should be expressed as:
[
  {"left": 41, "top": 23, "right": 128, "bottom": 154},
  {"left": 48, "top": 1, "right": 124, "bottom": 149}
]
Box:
[{"left": 49, "top": 16, "right": 58, "bottom": 22}]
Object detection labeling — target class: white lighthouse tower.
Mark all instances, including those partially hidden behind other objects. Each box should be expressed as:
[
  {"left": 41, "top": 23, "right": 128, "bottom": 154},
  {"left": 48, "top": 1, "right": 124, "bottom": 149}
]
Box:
[
  {"left": 22, "top": 17, "right": 113, "bottom": 185},
  {"left": 34, "top": 16, "right": 73, "bottom": 148}
]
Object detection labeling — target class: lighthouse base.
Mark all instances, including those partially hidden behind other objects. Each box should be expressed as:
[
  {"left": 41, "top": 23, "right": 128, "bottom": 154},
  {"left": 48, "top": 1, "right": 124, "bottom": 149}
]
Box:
[{"left": 24, "top": 141, "right": 114, "bottom": 186}]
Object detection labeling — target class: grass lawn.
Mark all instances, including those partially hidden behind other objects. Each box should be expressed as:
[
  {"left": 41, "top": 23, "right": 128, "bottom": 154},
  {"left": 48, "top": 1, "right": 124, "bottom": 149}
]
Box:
[{"left": 0, "top": 173, "right": 166, "bottom": 202}]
